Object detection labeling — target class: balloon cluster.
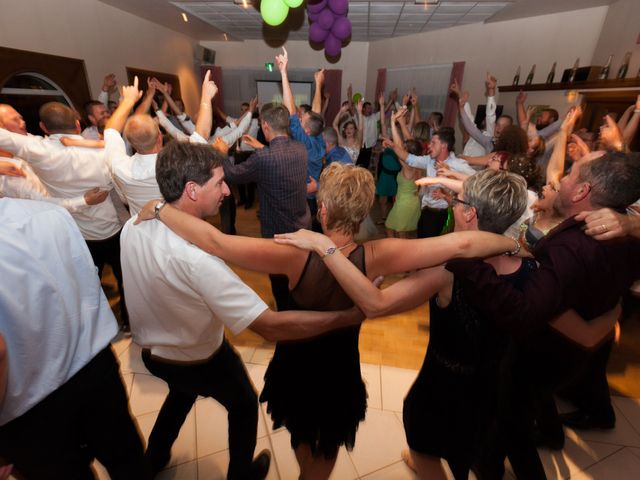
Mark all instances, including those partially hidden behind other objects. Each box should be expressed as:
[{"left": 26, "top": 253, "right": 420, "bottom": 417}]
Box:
[
  {"left": 307, "top": 0, "right": 352, "bottom": 57},
  {"left": 260, "top": 0, "right": 303, "bottom": 27}
]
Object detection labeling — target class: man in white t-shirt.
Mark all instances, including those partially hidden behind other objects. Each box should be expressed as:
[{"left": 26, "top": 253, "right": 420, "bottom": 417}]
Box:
[{"left": 121, "top": 142, "right": 362, "bottom": 478}]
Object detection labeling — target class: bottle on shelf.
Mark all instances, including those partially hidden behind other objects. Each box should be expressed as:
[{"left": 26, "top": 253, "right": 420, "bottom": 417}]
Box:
[
  {"left": 599, "top": 54, "right": 613, "bottom": 80},
  {"left": 546, "top": 62, "right": 557, "bottom": 84},
  {"left": 617, "top": 52, "right": 632, "bottom": 80},
  {"left": 569, "top": 58, "right": 580, "bottom": 83},
  {"left": 525, "top": 64, "right": 536, "bottom": 85},
  {"left": 512, "top": 66, "right": 521, "bottom": 86}
]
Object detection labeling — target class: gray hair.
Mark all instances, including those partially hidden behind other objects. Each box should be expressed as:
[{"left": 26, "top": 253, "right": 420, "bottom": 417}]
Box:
[
  {"left": 578, "top": 151, "right": 640, "bottom": 211},
  {"left": 462, "top": 169, "right": 528, "bottom": 234},
  {"left": 323, "top": 126, "right": 339, "bottom": 147}
]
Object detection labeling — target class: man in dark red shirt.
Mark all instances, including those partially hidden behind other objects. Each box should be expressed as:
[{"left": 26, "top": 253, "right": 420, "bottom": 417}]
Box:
[{"left": 447, "top": 151, "right": 640, "bottom": 477}]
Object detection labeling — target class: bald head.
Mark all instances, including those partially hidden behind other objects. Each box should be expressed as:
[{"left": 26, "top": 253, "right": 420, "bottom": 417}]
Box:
[
  {"left": 0, "top": 104, "right": 27, "bottom": 135},
  {"left": 123, "top": 114, "right": 161, "bottom": 154},
  {"left": 39, "top": 102, "right": 79, "bottom": 134}
]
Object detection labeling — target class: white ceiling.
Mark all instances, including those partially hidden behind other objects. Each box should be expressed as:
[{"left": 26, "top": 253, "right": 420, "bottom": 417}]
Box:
[
  {"left": 98, "top": 0, "right": 617, "bottom": 42},
  {"left": 172, "top": 1, "right": 511, "bottom": 41}
]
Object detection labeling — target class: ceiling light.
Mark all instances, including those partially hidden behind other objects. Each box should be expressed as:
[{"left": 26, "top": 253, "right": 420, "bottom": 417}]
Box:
[
  {"left": 224, "top": 33, "right": 228, "bottom": 41},
  {"left": 414, "top": 1, "right": 440, "bottom": 4},
  {"left": 233, "top": 0, "right": 251, "bottom": 6},
  {"left": 181, "top": 13, "right": 188, "bottom": 22}
]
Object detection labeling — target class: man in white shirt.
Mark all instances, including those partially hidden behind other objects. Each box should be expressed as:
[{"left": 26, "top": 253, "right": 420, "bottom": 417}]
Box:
[
  {"left": 0, "top": 102, "right": 130, "bottom": 329},
  {"left": 356, "top": 101, "right": 378, "bottom": 170},
  {"left": 0, "top": 105, "right": 108, "bottom": 210},
  {"left": 0, "top": 198, "right": 145, "bottom": 479},
  {"left": 121, "top": 142, "right": 363, "bottom": 478},
  {"left": 390, "top": 126, "right": 476, "bottom": 238}
]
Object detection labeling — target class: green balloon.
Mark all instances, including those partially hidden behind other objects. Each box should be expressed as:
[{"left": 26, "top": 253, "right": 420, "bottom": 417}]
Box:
[
  {"left": 284, "top": 0, "right": 304, "bottom": 7},
  {"left": 261, "top": 0, "right": 289, "bottom": 26},
  {"left": 352, "top": 93, "right": 363, "bottom": 104}
]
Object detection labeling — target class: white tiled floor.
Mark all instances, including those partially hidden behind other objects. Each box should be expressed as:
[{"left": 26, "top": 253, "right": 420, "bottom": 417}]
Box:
[{"left": 90, "top": 336, "right": 640, "bottom": 479}]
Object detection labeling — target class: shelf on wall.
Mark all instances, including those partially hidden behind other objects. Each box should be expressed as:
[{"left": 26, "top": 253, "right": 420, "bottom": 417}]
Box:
[{"left": 498, "top": 78, "right": 640, "bottom": 92}]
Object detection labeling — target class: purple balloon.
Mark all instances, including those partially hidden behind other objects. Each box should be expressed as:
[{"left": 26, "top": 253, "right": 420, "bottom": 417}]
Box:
[
  {"left": 331, "top": 16, "right": 351, "bottom": 40},
  {"left": 328, "top": 0, "right": 348, "bottom": 16},
  {"left": 307, "top": 0, "right": 327, "bottom": 14},
  {"left": 318, "top": 8, "right": 335, "bottom": 30},
  {"left": 309, "top": 22, "right": 330, "bottom": 43},
  {"left": 325, "top": 33, "right": 342, "bottom": 57},
  {"left": 308, "top": 10, "right": 320, "bottom": 22}
]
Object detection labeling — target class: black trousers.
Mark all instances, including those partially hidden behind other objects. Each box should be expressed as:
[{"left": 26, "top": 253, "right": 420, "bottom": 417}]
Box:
[
  {"left": 356, "top": 146, "right": 373, "bottom": 170},
  {"left": 307, "top": 197, "right": 322, "bottom": 233},
  {"left": 234, "top": 151, "right": 256, "bottom": 208},
  {"left": 269, "top": 273, "right": 290, "bottom": 311},
  {"left": 141, "top": 340, "right": 258, "bottom": 479},
  {"left": 86, "top": 229, "right": 129, "bottom": 326},
  {"left": 0, "top": 347, "right": 146, "bottom": 480},
  {"left": 417, "top": 207, "right": 449, "bottom": 239}
]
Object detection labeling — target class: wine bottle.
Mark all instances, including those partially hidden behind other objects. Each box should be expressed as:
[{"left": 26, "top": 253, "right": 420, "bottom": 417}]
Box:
[
  {"left": 512, "top": 66, "right": 521, "bottom": 86},
  {"left": 569, "top": 58, "right": 580, "bottom": 83},
  {"left": 525, "top": 64, "right": 536, "bottom": 85},
  {"left": 617, "top": 52, "right": 631, "bottom": 80},
  {"left": 546, "top": 62, "right": 556, "bottom": 84},
  {"left": 599, "top": 54, "right": 613, "bottom": 80}
]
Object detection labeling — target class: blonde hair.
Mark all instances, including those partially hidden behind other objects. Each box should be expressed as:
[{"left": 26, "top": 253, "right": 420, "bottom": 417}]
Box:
[{"left": 317, "top": 163, "right": 375, "bottom": 235}]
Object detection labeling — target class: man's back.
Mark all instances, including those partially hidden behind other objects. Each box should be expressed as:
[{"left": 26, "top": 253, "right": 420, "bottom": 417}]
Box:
[
  {"left": 120, "top": 218, "right": 267, "bottom": 362},
  {"left": 224, "top": 136, "right": 311, "bottom": 237},
  {"left": 0, "top": 198, "right": 117, "bottom": 425},
  {"left": 0, "top": 129, "right": 121, "bottom": 240}
]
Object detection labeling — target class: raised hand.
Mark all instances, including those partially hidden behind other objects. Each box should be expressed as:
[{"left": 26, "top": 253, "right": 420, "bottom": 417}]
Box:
[
  {"left": 389, "top": 88, "right": 398, "bottom": 103},
  {"left": 314, "top": 68, "right": 325, "bottom": 86},
  {"left": 460, "top": 91, "right": 470, "bottom": 106},
  {"left": 525, "top": 105, "right": 537, "bottom": 120},
  {"left": 356, "top": 98, "right": 364, "bottom": 114},
  {"left": 485, "top": 73, "right": 497, "bottom": 91},
  {"left": 249, "top": 96, "right": 258, "bottom": 113},
  {"left": 378, "top": 92, "right": 385, "bottom": 106},
  {"left": 102, "top": 73, "right": 117, "bottom": 93},
  {"left": 275, "top": 47, "right": 289, "bottom": 74},
  {"left": 84, "top": 187, "right": 109, "bottom": 206},
  {"left": 516, "top": 90, "right": 527, "bottom": 105},
  {"left": 570, "top": 133, "right": 591, "bottom": 157},
  {"left": 381, "top": 137, "right": 395, "bottom": 149},
  {"left": 561, "top": 105, "right": 582, "bottom": 132},
  {"left": 391, "top": 106, "right": 408, "bottom": 123},
  {"left": 201, "top": 70, "right": 218, "bottom": 101},
  {"left": 121, "top": 76, "right": 143, "bottom": 104},
  {"left": 449, "top": 80, "right": 461, "bottom": 98},
  {"left": 600, "top": 114, "right": 624, "bottom": 150},
  {"left": 146, "top": 77, "right": 157, "bottom": 96}
]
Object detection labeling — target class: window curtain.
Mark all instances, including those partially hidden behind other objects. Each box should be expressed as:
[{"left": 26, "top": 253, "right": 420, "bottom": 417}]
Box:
[
  {"left": 323, "top": 69, "right": 342, "bottom": 126},
  {"left": 443, "top": 61, "right": 465, "bottom": 128},
  {"left": 386, "top": 63, "right": 453, "bottom": 120}
]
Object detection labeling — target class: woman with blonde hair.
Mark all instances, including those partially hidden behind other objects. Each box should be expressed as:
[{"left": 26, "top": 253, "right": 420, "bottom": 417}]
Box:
[{"left": 138, "top": 162, "right": 527, "bottom": 479}]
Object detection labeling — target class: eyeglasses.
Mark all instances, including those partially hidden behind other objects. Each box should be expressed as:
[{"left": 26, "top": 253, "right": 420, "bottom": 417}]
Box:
[{"left": 451, "top": 194, "right": 473, "bottom": 208}]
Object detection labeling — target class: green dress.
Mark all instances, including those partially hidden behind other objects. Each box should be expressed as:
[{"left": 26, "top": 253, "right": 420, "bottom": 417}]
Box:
[
  {"left": 375, "top": 148, "right": 401, "bottom": 197},
  {"left": 385, "top": 171, "right": 421, "bottom": 232}
]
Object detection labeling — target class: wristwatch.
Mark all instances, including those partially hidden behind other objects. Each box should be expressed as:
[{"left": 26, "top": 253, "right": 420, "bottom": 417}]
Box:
[{"left": 154, "top": 200, "right": 166, "bottom": 220}]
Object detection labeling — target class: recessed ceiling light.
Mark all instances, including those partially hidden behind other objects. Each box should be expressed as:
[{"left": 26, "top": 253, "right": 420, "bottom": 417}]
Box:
[
  {"left": 181, "top": 13, "right": 188, "bottom": 22},
  {"left": 224, "top": 33, "right": 228, "bottom": 41}
]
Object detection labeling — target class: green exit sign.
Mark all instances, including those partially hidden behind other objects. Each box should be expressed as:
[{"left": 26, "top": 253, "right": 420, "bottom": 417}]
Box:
[{"left": 265, "top": 62, "right": 274, "bottom": 72}]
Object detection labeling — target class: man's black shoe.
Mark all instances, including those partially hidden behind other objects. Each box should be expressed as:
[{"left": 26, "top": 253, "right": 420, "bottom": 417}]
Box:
[
  {"left": 250, "top": 449, "right": 271, "bottom": 479},
  {"left": 560, "top": 410, "right": 615, "bottom": 430}
]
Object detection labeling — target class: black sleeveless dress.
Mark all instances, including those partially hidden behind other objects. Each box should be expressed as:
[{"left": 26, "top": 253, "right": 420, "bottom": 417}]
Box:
[
  {"left": 259, "top": 246, "right": 368, "bottom": 458},
  {"left": 402, "top": 258, "right": 536, "bottom": 476}
]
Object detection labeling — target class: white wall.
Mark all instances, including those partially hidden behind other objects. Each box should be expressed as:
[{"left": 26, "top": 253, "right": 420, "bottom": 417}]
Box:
[
  {"left": 200, "top": 40, "right": 370, "bottom": 100},
  {"left": 0, "top": 0, "right": 201, "bottom": 114},
  {"left": 592, "top": 0, "right": 640, "bottom": 79},
  {"left": 366, "top": 7, "right": 610, "bottom": 123}
]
